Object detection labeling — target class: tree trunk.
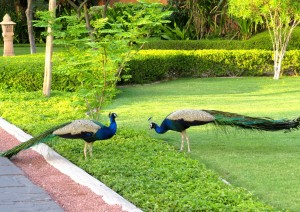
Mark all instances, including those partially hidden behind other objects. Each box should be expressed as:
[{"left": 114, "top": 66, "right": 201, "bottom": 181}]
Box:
[
  {"left": 103, "top": 0, "right": 111, "bottom": 18},
  {"left": 43, "top": 0, "right": 56, "bottom": 97},
  {"left": 83, "top": 3, "right": 95, "bottom": 42},
  {"left": 25, "top": 0, "right": 36, "bottom": 54},
  {"left": 267, "top": 14, "right": 300, "bottom": 80},
  {"left": 83, "top": 3, "right": 92, "bottom": 31},
  {"left": 273, "top": 54, "right": 283, "bottom": 80}
]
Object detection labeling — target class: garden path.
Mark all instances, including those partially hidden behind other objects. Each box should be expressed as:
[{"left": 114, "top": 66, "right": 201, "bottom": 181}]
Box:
[{"left": 0, "top": 119, "right": 141, "bottom": 212}]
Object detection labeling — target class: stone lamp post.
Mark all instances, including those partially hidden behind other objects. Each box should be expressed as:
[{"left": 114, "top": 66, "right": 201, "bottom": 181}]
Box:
[{"left": 0, "top": 14, "right": 16, "bottom": 56}]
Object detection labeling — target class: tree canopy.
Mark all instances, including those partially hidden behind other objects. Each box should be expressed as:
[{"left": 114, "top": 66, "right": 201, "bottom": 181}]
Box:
[{"left": 228, "top": 0, "right": 300, "bottom": 79}]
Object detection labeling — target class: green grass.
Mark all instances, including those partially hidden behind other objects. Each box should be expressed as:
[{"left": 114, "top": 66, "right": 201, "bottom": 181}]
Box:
[
  {"left": 105, "top": 77, "right": 300, "bottom": 211},
  {"left": 0, "top": 45, "right": 63, "bottom": 56},
  {"left": 1, "top": 77, "right": 300, "bottom": 210}
]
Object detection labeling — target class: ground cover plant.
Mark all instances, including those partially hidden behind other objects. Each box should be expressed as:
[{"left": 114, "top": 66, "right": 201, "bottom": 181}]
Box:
[{"left": 1, "top": 77, "right": 299, "bottom": 210}]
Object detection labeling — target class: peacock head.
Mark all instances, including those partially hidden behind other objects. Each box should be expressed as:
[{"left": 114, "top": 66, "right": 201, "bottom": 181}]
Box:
[
  {"left": 150, "top": 122, "right": 157, "bottom": 130},
  {"left": 109, "top": 112, "right": 118, "bottom": 120},
  {"left": 148, "top": 117, "right": 155, "bottom": 130}
]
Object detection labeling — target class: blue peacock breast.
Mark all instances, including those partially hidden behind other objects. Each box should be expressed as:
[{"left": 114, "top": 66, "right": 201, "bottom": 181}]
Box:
[{"left": 164, "top": 119, "right": 188, "bottom": 132}]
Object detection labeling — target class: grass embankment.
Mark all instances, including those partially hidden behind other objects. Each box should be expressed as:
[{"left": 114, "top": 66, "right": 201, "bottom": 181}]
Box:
[{"left": 1, "top": 77, "right": 299, "bottom": 210}]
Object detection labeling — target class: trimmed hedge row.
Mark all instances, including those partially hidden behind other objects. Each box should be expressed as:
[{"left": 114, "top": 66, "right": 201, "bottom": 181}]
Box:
[
  {"left": 0, "top": 54, "right": 80, "bottom": 91},
  {"left": 143, "top": 28, "right": 300, "bottom": 50},
  {"left": 126, "top": 50, "right": 300, "bottom": 84},
  {"left": 1, "top": 50, "right": 299, "bottom": 90},
  {"left": 143, "top": 39, "right": 273, "bottom": 51}
]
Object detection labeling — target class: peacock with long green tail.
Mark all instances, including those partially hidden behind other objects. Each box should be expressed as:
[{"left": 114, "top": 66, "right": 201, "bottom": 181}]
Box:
[
  {"left": 1, "top": 113, "right": 117, "bottom": 159},
  {"left": 149, "top": 109, "right": 300, "bottom": 152}
]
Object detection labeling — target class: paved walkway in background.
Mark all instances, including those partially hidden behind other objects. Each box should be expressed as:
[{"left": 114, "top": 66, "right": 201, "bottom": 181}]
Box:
[{"left": 0, "top": 157, "right": 63, "bottom": 211}]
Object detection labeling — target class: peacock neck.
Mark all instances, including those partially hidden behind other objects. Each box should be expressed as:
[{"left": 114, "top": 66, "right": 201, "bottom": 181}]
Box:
[
  {"left": 154, "top": 123, "right": 168, "bottom": 134},
  {"left": 95, "top": 118, "right": 117, "bottom": 140},
  {"left": 109, "top": 117, "right": 117, "bottom": 133}
]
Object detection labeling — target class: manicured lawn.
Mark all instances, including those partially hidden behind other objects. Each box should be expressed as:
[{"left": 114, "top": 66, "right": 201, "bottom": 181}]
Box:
[
  {"left": 1, "top": 77, "right": 299, "bottom": 210},
  {"left": 0, "top": 45, "right": 62, "bottom": 56},
  {"left": 105, "top": 77, "right": 300, "bottom": 210}
]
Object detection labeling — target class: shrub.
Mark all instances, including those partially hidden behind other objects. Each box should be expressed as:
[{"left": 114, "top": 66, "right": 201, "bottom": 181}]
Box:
[
  {"left": 125, "top": 49, "right": 300, "bottom": 84},
  {"left": 52, "top": 128, "right": 274, "bottom": 211},
  {"left": 0, "top": 55, "right": 44, "bottom": 91},
  {"left": 0, "top": 54, "right": 81, "bottom": 91},
  {"left": 143, "top": 27, "right": 300, "bottom": 50},
  {"left": 1, "top": 49, "right": 299, "bottom": 90}
]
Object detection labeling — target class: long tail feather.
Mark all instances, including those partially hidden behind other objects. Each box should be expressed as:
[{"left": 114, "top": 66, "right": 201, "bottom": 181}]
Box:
[
  {"left": 205, "top": 110, "right": 300, "bottom": 131},
  {"left": 1, "top": 122, "right": 70, "bottom": 159}
]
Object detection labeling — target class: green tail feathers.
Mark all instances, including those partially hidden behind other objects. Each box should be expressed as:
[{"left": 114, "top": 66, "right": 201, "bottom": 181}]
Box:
[
  {"left": 205, "top": 110, "right": 300, "bottom": 131},
  {"left": 1, "top": 122, "right": 70, "bottom": 159}
]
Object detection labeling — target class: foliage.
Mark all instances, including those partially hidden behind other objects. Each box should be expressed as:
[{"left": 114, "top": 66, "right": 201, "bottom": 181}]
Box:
[
  {"left": 1, "top": 48, "right": 299, "bottom": 90},
  {"left": 166, "top": 0, "right": 260, "bottom": 40},
  {"left": 34, "top": 0, "right": 172, "bottom": 120},
  {"left": 90, "top": 0, "right": 172, "bottom": 40},
  {"left": 143, "top": 27, "right": 300, "bottom": 50},
  {"left": 160, "top": 22, "right": 190, "bottom": 40},
  {"left": 0, "top": 54, "right": 81, "bottom": 92},
  {"left": 143, "top": 39, "right": 268, "bottom": 50},
  {"left": 228, "top": 0, "right": 300, "bottom": 79},
  {"left": 53, "top": 128, "right": 274, "bottom": 211},
  {"left": 0, "top": 0, "right": 49, "bottom": 44},
  {"left": 0, "top": 91, "right": 85, "bottom": 134},
  {"left": 125, "top": 49, "right": 300, "bottom": 84}
]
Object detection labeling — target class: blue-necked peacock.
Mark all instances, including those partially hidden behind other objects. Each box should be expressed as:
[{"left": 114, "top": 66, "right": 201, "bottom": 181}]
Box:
[
  {"left": 1, "top": 113, "right": 117, "bottom": 159},
  {"left": 149, "top": 109, "right": 300, "bottom": 152}
]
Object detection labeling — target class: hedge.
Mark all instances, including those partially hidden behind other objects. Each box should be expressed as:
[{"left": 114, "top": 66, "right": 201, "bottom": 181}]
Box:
[
  {"left": 1, "top": 50, "right": 299, "bottom": 90},
  {"left": 0, "top": 54, "right": 80, "bottom": 91},
  {"left": 125, "top": 50, "right": 300, "bottom": 84},
  {"left": 143, "top": 28, "right": 300, "bottom": 50}
]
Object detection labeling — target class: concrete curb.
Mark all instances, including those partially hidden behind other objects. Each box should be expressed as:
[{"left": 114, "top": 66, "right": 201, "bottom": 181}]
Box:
[{"left": 0, "top": 118, "right": 142, "bottom": 212}]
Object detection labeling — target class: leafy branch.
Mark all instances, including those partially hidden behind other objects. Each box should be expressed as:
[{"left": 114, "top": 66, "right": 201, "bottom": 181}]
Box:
[{"left": 35, "top": 1, "right": 171, "bottom": 119}]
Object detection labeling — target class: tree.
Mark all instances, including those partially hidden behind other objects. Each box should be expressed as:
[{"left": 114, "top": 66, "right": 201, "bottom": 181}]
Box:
[
  {"left": 43, "top": 0, "right": 56, "bottom": 96},
  {"left": 228, "top": 0, "right": 300, "bottom": 79},
  {"left": 101, "top": 0, "right": 111, "bottom": 18},
  {"left": 26, "top": 0, "right": 36, "bottom": 54},
  {"left": 35, "top": 0, "right": 172, "bottom": 118}
]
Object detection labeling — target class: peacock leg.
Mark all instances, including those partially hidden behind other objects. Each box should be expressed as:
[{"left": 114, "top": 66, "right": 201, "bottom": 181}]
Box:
[
  {"left": 184, "top": 131, "right": 191, "bottom": 152},
  {"left": 182, "top": 130, "right": 191, "bottom": 152},
  {"left": 185, "top": 134, "right": 191, "bottom": 152},
  {"left": 84, "top": 142, "right": 87, "bottom": 159},
  {"left": 89, "top": 143, "right": 93, "bottom": 157},
  {"left": 180, "top": 132, "right": 185, "bottom": 151}
]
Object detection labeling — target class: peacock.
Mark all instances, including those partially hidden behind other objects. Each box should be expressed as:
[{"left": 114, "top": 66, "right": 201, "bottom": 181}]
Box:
[
  {"left": 1, "top": 113, "right": 117, "bottom": 159},
  {"left": 149, "top": 109, "right": 300, "bottom": 152}
]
